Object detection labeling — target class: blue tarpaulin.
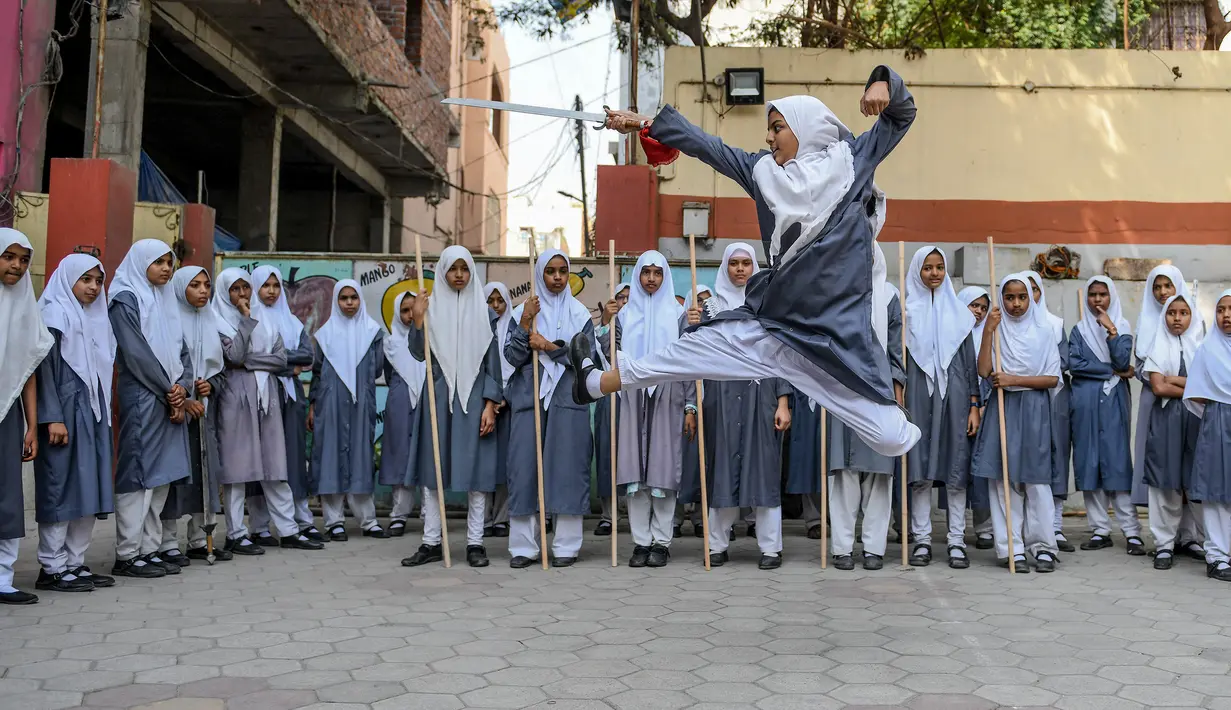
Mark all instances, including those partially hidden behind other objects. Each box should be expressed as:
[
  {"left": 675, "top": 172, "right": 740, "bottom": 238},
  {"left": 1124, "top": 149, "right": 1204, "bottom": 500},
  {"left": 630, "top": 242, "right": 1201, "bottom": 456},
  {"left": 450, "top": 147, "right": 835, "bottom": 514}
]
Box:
[{"left": 138, "top": 151, "right": 242, "bottom": 251}]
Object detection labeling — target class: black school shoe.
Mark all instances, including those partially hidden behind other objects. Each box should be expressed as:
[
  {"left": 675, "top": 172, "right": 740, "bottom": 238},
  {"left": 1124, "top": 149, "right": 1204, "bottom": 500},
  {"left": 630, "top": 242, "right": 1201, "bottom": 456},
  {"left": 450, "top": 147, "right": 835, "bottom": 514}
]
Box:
[
  {"left": 807, "top": 525, "right": 823, "bottom": 540},
  {"left": 708, "top": 551, "right": 728, "bottom": 567},
  {"left": 160, "top": 549, "right": 191, "bottom": 567},
  {"left": 0, "top": 590, "right": 38, "bottom": 605},
  {"left": 251, "top": 532, "right": 277, "bottom": 548},
  {"left": 1001, "top": 555, "right": 1030, "bottom": 573},
  {"left": 948, "top": 545, "right": 970, "bottom": 570},
  {"left": 863, "top": 553, "right": 884, "bottom": 571},
  {"left": 647, "top": 544, "right": 671, "bottom": 568},
  {"left": 1034, "top": 551, "right": 1058, "bottom": 573},
  {"left": 759, "top": 554, "right": 782, "bottom": 570},
  {"left": 389, "top": 521, "right": 407, "bottom": 538},
  {"left": 1081, "top": 534, "right": 1113, "bottom": 550},
  {"left": 552, "top": 556, "right": 578, "bottom": 568},
  {"left": 568, "top": 332, "right": 601, "bottom": 405},
  {"left": 1207, "top": 562, "right": 1231, "bottom": 581},
  {"left": 975, "top": 534, "right": 994, "bottom": 550},
  {"left": 363, "top": 526, "right": 390, "bottom": 539},
  {"left": 186, "top": 545, "right": 234, "bottom": 562},
  {"left": 909, "top": 544, "right": 932, "bottom": 567},
  {"left": 1126, "top": 536, "right": 1147, "bottom": 556},
  {"left": 594, "top": 520, "right": 612, "bottom": 536},
  {"left": 36, "top": 570, "right": 94, "bottom": 592},
  {"left": 71, "top": 567, "right": 115, "bottom": 587},
  {"left": 833, "top": 554, "right": 855, "bottom": 571},
  {"left": 510, "top": 556, "right": 540, "bottom": 569},
  {"left": 1154, "top": 550, "right": 1175, "bottom": 570},
  {"left": 301, "top": 526, "right": 327, "bottom": 543},
  {"left": 491, "top": 523, "right": 509, "bottom": 538},
  {"left": 467, "top": 545, "right": 490, "bottom": 568},
  {"left": 111, "top": 557, "right": 165, "bottom": 578},
  {"left": 1055, "top": 532, "right": 1076, "bottom": 553},
  {"left": 401, "top": 544, "right": 443, "bottom": 567},
  {"left": 281, "top": 534, "right": 325, "bottom": 550},
  {"left": 629, "top": 545, "right": 651, "bottom": 568},
  {"left": 328, "top": 525, "right": 349, "bottom": 542},
  {"left": 746, "top": 524, "right": 757, "bottom": 539},
  {"left": 673, "top": 525, "right": 683, "bottom": 539},
  {"left": 1179, "top": 541, "right": 1206, "bottom": 560},
  {"left": 225, "top": 538, "right": 264, "bottom": 556},
  {"left": 144, "top": 553, "right": 181, "bottom": 574}
]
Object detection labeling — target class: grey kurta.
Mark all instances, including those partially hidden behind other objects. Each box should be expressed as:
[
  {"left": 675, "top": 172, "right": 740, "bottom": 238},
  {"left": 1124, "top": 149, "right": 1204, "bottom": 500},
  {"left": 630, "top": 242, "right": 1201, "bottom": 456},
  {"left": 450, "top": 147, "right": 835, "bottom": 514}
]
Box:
[
  {"left": 1069, "top": 328, "right": 1134, "bottom": 492},
  {"left": 704, "top": 377, "right": 791, "bottom": 509},
  {"left": 1, "top": 402, "right": 26, "bottom": 539},
  {"left": 409, "top": 318, "right": 502, "bottom": 493},
  {"left": 785, "top": 391, "right": 821, "bottom": 495},
  {"left": 648, "top": 65, "right": 913, "bottom": 408},
  {"left": 109, "top": 291, "right": 194, "bottom": 494},
  {"left": 377, "top": 367, "right": 421, "bottom": 488},
  {"left": 1131, "top": 363, "right": 1156, "bottom": 506},
  {"left": 281, "top": 331, "right": 316, "bottom": 498},
  {"left": 905, "top": 335, "right": 979, "bottom": 489},
  {"left": 1051, "top": 330, "right": 1073, "bottom": 498},
  {"left": 1189, "top": 401, "right": 1231, "bottom": 504},
  {"left": 217, "top": 319, "right": 289, "bottom": 485},
  {"left": 161, "top": 376, "right": 225, "bottom": 521},
  {"left": 504, "top": 319, "right": 595, "bottom": 517},
  {"left": 1143, "top": 363, "right": 1199, "bottom": 492},
  {"left": 971, "top": 389, "right": 1054, "bottom": 485},
  {"left": 310, "top": 337, "right": 383, "bottom": 496},
  {"left": 34, "top": 329, "right": 114, "bottom": 524},
  {"left": 594, "top": 392, "right": 618, "bottom": 500}
]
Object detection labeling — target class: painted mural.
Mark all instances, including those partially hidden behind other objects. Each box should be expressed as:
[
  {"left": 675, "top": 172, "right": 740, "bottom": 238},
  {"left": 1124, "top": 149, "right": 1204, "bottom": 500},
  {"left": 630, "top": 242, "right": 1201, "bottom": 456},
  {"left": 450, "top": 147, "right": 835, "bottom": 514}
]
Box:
[{"left": 220, "top": 257, "right": 351, "bottom": 335}]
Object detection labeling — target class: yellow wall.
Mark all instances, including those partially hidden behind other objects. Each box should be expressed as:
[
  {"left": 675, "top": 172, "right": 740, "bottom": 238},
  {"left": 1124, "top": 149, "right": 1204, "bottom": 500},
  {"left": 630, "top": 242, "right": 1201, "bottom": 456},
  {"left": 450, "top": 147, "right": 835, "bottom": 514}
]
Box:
[{"left": 656, "top": 48, "right": 1231, "bottom": 203}]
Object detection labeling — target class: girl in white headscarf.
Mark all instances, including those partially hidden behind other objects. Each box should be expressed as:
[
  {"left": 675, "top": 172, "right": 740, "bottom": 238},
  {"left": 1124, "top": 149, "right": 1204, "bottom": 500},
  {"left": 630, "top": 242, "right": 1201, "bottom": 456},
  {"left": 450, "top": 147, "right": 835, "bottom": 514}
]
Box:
[
  {"left": 402, "top": 247, "right": 502, "bottom": 569},
  {"left": 377, "top": 291, "right": 426, "bottom": 538},
  {"left": 971, "top": 273, "right": 1062, "bottom": 572},
  {"left": 483, "top": 282, "right": 514, "bottom": 538},
  {"left": 310, "top": 279, "right": 385, "bottom": 544},
  {"left": 0, "top": 231, "right": 54, "bottom": 603},
  {"left": 902, "top": 246, "right": 980, "bottom": 570},
  {"left": 1184, "top": 290, "right": 1231, "bottom": 581},
  {"left": 1068, "top": 276, "right": 1144, "bottom": 555},
  {"left": 955, "top": 285, "right": 996, "bottom": 551},
  {"left": 107, "top": 240, "right": 193, "bottom": 579},
  {"left": 594, "top": 280, "right": 630, "bottom": 535}
]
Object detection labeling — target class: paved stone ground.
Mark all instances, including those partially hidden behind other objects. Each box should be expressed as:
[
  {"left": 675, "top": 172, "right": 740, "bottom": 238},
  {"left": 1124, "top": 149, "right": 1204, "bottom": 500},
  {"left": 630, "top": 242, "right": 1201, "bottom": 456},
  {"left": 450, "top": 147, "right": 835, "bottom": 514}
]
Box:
[{"left": 3, "top": 517, "right": 1231, "bottom": 710}]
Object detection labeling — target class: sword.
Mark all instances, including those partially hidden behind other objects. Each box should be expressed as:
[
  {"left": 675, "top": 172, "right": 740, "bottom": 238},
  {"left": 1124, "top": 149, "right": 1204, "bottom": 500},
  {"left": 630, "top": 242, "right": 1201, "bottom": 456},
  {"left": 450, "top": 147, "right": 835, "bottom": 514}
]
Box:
[{"left": 441, "top": 98, "right": 608, "bottom": 129}]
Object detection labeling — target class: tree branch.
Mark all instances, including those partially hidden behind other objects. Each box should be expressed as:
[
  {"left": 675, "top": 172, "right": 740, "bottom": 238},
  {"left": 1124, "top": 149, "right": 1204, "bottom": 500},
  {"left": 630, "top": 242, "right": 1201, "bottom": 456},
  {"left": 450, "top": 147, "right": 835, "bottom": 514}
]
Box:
[
  {"left": 1202, "top": 0, "right": 1230, "bottom": 49},
  {"left": 785, "top": 14, "right": 885, "bottom": 47}
]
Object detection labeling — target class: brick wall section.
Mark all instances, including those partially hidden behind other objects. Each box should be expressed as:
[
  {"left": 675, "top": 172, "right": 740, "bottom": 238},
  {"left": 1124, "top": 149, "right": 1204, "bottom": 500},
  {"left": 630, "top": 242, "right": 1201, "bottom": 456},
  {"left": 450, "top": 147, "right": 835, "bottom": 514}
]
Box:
[
  {"left": 295, "top": 0, "right": 453, "bottom": 168},
  {"left": 370, "top": 0, "right": 408, "bottom": 46},
  {"left": 406, "top": 0, "right": 451, "bottom": 93}
]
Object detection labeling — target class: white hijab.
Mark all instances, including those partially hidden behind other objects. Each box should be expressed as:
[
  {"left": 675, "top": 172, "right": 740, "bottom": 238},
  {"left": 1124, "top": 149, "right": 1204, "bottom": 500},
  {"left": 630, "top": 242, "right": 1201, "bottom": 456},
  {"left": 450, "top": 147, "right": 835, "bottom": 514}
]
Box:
[
  {"left": 1143, "top": 294, "right": 1203, "bottom": 409},
  {"left": 710, "top": 242, "right": 760, "bottom": 314},
  {"left": 385, "top": 291, "right": 427, "bottom": 409},
  {"left": 0, "top": 230, "right": 53, "bottom": 420},
  {"left": 905, "top": 246, "right": 975, "bottom": 399},
  {"left": 484, "top": 282, "right": 515, "bottom": 387},
  {"left": 997, "top": 273, "right": 1062, "bottom": 394},
  {"left": 109, "top": 239, "right": 184, "bottom": 384},
  {"left": 38, "top": 254, "right": 115, "bottom": 423},
  {"left": 1136, "top": 265, "right": 1202, "bottom": 361},
  {"left": 958, "top": 286, "right": 989, "bottom": 355},
  {"left": 512, "top": 250, "right": 593, "bottom": 404},
  {"left": 619, "top": 251, "right": 682, "bottom": 395},
  {"left": 1076, "top": 276, "right": 1132, "bottom": 395},
  {"left": 756, "top": 95, "right": 854, "bottom": 266},
  {"left": 212, "top": 268, "right": 280, "bottom": 413},
  {"left": 250, "top": 265, "right": 306, "bottom": 402},
  {"left": 315, "top": 279, "right": 382, "bottom": 400},
  {"left": 1024, "top": 271, "right": 1065, "bottom": 345},
  {"left": 689, "top": 284, "right": 712, "bottom": 309},
  {"left": 1184, "top": 289, "right": 1231, "bottom": 418},
  {"left": 171, "top": 266, "right": 225, "bottom": 407},
  {"left": 428, "top": 246, "right": 493, "bottom": 414}
]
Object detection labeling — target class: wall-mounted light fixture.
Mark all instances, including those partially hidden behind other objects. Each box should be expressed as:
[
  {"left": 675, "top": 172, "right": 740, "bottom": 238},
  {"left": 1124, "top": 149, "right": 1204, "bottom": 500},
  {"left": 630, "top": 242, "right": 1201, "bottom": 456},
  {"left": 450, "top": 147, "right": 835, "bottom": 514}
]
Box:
[{"left": 724, "top": 68, "right": 765, "bottom": 106}]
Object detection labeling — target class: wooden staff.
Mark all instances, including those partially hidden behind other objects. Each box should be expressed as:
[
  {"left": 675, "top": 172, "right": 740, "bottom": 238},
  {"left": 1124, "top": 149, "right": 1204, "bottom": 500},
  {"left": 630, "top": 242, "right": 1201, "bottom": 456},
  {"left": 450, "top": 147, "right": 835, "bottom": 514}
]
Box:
[
  {"left": 414, "top": 235, "right": 451, "bottom": 568},
  {"left": 528, "top": 247, "right": 550, "bottom": 570},
  {"left": 987, "top": 236, "right": 1017, "bottom": 574},
  {"left": 688, "top": 234, "right": 712, "bottom": 570},
  {"left": 608, "top": 241, "right": 619, "bottom": 568},
  {"left": 898, "top": 242, "right": 909, "bottom": 568},
  {"left": 819, "top": 408, "right": 828, "bottom": 568}
]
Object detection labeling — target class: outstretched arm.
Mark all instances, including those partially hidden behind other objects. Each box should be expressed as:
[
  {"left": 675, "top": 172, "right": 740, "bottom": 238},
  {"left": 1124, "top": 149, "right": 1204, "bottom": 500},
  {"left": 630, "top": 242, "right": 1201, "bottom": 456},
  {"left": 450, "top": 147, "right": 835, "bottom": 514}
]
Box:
[{"left": 851, "top": 66, "right": 916, "bottom": 170}]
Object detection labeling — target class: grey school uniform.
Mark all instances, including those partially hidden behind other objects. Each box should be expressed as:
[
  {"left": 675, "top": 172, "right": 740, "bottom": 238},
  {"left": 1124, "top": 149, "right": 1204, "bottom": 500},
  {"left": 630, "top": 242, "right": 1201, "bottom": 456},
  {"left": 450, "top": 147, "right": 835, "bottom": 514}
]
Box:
[
  {"left": 110, "top": 290, "right": 194, "bottom": 495},
  {"left": 1069, "top": 328, "right": 1134, "bottom": 492},
  {"left": 1189, "top": 401, "right": 1231, "bottom": 504},
  {"left": 409, "top": 318, "right": 502, "bottom": 493},
  {"left": 161, "top": 370, "right": 225, "bottom": 520},
  {"left": 503, "top": 319, "right": 595, "bottom": 516},
  {"left": 1143, "top": 363, "right": 1199, "bottom": 492},
  {"left": 905, "top": 336, "right": 979, "bottom": 489},
  {"left": 785, "top": 391, "right": 821, "bottom": 495},
  {"left": 0, "top": 403, "right": 24, "bottom": 540},
  {"left": 34, "top": 329, "right": 115, "bottom": 524},
  {"left": 1051, "top": 330, "right": 1073, "bottom": 497},
  {"left": 377, "top": 366, "right": 422, "bottom": 489},
  {"left": 971, "top": 389, "right": 1054, "bottom": 485},
  {"left": 217, "top": 319, "right": 289, "bottom": 485},
  {"left": 705, "top": 377, "right": 791, "bottom": 509},
  {"left": 310, "top": 338, "right": 383, "bottom": 496},
  {"left": 594, "top": 390, "right": 618, "bottom": 501},
  {"left": 281, "top": 331, "right": 316, "bottom": 498},
  {"left": 1131, "top": 366, "right": 1157, "bottom": 506}
]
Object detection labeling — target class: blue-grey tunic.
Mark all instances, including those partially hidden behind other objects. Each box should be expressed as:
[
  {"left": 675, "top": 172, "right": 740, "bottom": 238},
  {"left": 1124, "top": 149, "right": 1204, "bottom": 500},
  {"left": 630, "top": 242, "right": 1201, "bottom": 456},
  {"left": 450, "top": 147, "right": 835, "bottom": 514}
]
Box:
[
  {"left": 1189, "top": 401, "right": 1231, "bottom": 504},
  {"left": 1051, "top": 331, "right": 1073, "bottom": 498},
  {"left": 217, "top": 320, "right": 289, "bottom": 486},
  {"left": 648, "top": 65, "right": 913, "bottom": 409},
  {"left": 1069, "top": 328, "right": 1134, "bottom": 492},
  {"left": 785, "top": 390, "right": 821, "bottom": 495},
  {"left": 161, "top": 369, "right": 226, "bottom": 521},
  {"left": 905, "top": 336, "right": 979, "bottom": 489},
  {"left": 704, "top": 377, "right": 791, "bottom": 509},
  {"left": 409, "top": 317, "right": 502, "bottom": 493},
  {"left": 310, "top": 337, "right": 383, "bottom": 496},
  {"left": 1143, "top": 363, "right": 1199, "bottom": 492},
  {"left": 377, "top": 367, "right": 422, "bottom": 488},
  {"left": 109, "top": 291, "right": 194, "bottom": 494},
  {"left": 1131, "top": 364, "right": 1156, "bottom": 506},
  {"left": 971, "top": 389, "right": 1054, "bottom": 486},
  {"left": 281, "top": 332, "right": 316, "bottom": 498},
  {"left": 678, "top": 423, "right": 702, "bottom": 505},
  {"left": 0, "top": 402, "right": 25, "bottom": 539},
  {"left": 503, "top": 319, "right": 595, "bottom": 516},
  {"left": 34, "top": 329, "right": 114, "bottom": 524},
  {"left": 594, "top": 393, "right": 619, "bottom": 500}
]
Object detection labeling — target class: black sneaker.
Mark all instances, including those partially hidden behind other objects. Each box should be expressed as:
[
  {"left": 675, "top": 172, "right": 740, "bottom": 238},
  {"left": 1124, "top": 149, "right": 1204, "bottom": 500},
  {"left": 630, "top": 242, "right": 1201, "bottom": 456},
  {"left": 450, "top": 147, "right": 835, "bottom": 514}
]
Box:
[
  {"left": 467, "top": 545, "right": 490, "bottom": 568},
  {"left": 70, "top": 566, "right": 115, "bottom": 588},
  {"left": 1081, "top": 534, "right": 1113, "bottom": 550},
  {"left": 1035, "top": 551, "right": 1058, "bottom": 573},
  {"left": 225, "top": 538, "right": 265, "bottom": 556},
  {"left": 0, "top": 590, "right": 38, "bottom": 605},
  {"left": 948, "top": 545, "right": 970, "bottom": 570},
  {"left": 363, "top": 527, "right": 390, "bottom": 539},
  {"left": 111, "top": 557, "right": 165, "bottom": 578},
  {"left": 709, "top": 551, "right": 728, "bottom": 567},
  {"left": 401, "top": 544, "right": 444, "bottom": 567},
  {"left": 758, "top": 553, "right": 782, "bottom": 570},
  {"left": 328, "top": 525, "right": 348, "bottom": 542},
  {"left": 909, "top": 543, "right": 932, "bottom": 567},
  {"left": 1154, "top": 550, "right": 1174, "bottom": 570},
  {"left": 629, "top": 545, "right": 651, "bottom": 568},
  {"left": 647, "top": 544, "right": 670, "bottom": 568},
  {"left": 144, "top": 554, "right": 181, "bottom": 574},
  {"left": 251, "top": 532, "right": 277, "bottom": 548},
  {"left": 389, "top": 521, "right": 407, "bottom": 538},
  {"left": 568, "top": 332, "right": 601, "bottom": 405},
  {"left": 300, "top": 526, "right": 327, "bottom": 543},
  {"left": 160, "top": 549, "right": 190, "bottom": 567},
  {"left": 186, "top": 546, "right": 233, "bottom": 562},
  {"left": 35, "top": 570, "right": 94, "bottom": 592},
  {"left": 510, "top": 556, "right": 540, "bottom": 569},
  {"left": 281, "top": 534, "right": 324, "bottom": 550},
  {"left": 863, "top": 553, "right": 884, "bottom": 571},
  {"left": 1126, "top": 536, "right": 1147, "bottom": 556},
  {"left": 1055, "top": 532, "right": 1076, "bottom": 553},
  {"left": 833, "top": 554, "right": 855, "bottom": 571}
]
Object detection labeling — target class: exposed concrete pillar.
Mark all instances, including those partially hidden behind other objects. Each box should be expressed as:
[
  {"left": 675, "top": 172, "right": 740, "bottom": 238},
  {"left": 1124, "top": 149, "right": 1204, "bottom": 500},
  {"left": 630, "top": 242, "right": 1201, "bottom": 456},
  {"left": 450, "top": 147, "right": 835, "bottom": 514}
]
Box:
[
  {"left": 83, "top": 0, "right": 150, "bottom": 174},
  {"left": 369, "top": 196, "right": 395, "bottom": 254},
  {"left": 237, "top": 106, "right": 283, "bottom": 251}
]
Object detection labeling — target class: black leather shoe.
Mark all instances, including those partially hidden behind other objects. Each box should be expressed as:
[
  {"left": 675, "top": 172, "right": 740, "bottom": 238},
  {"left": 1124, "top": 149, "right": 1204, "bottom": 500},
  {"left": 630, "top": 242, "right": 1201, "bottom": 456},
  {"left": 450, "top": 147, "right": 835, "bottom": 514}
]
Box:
[
  {"left": 160, "top": 549, "right": 190, "bottom": 567},
  {"left": 111, "top": 557, "right": 165, "bottom": 578},
  {"left": 251, "top": 532, "right": 277, "bottom": 548},
  {"left": 594, "top": 521, "right": 612, "bottom": 536},
  {"left": 758, "top": 554, "right": 782, "bottom": 570},
  {"left": 301, "top": 526, "right": 327, "bottom": 542},
  {"left": 467, "top": 545, "right": 490, "bottom": 568},
  {"left": 144, "top": 554, "right": 181, "bottom": 574},
  {"left": 225, "top": 538, "right": 264, "bottom": 556},
  {"left": 401, "top": 544, "right": 444, "bottom": 567},
  {"left": 629, "top": 545, "right": 651, "bottom": 568},
  {"left": 329, "top": 525, "right": 349, "bottom": 542},
  {"left": 948, "top": 545, "right": 970, "bottom": 570},
  {"left": 673, "top": 525, "right": 683, "bottom": 539},
  {"left": 186, "top": 546, "right": 232, "bottom": 562},
  {"left": 1081, "top": 534, "right": 1113, "bottom": 550},
  {"left": 71, "top": 567, "right": 115, "bottom": 587},
  {"left": 975, "top": 535, "right": 994, "bottom": 550},
  {"left": 1055, "top": 533, "right": 1076, "bottom": 553},
  {"left": 1179, "top": 541, "right": 1206, "bottom": 560},
  {"left": 910, "top": 544, "right": 932, "bottom": 567},
  {"left": 1208, "top": 562, "right": 1231, "bottom": 581},
  {"left": 647, "top": 544, "right": 670, "bottom": 568},
  {"left": 1001, "top": 555, "right": 1030, "bottom": 573},
  {"left": 510, "top": 556, "right": 540, "bottom": 569},
  {"left": 281, "top": 535, "right": 325, "bottom": 550},
  {"left": 389, "top": 521, "right": 407, "bottom": 538},
  {"left": 1126, "top": 536, "right": 1147, "bottom": 556},
  {"left": 833, "top": 554, "right": 855, "bottom": 571},
  {"left": 363, "top": 527, "right": 390, "bottom": 539},
  {"left": 552, "top": 556, "right": 578, "bottom": 568},
  {"left": 693, "top": 523, "right": 704, "bottom": 538},
  {"left": 807, "top": 525, "right": 822, "bottom": 540},
  {"left": 1035, "top": 551, "right": 1058, "bottom": 573},
  {"left": 569, "top": 332, "right": 601, "bottom": 405},
  {"left": 863, "top": 553, "right": 884, "bottom": 571},
  {"left": 746, "top": 524, "right": 757, "bottom": 539},
  {"left": 492, "top": 523, "right": 509, "bottom": 538},
  {"left": 36, "top": 570, "right": 94, "bottom": 592},
  {"left": 0, "top": 590, "right": 38, "bottom": 605},
  {"left": 709, "top": 551, "right": 728, "bottom": 567},
  {"left": 1154, "top": 551, "right": 1174, "bottom": 570}
]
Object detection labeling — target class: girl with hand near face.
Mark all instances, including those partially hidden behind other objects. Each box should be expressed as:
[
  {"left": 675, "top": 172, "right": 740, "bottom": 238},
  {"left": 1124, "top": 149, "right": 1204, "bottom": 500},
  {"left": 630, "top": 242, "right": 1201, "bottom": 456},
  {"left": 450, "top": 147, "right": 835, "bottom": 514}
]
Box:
[{"left": 1183, "top": 291, "right": 1231, "bottom": 581}]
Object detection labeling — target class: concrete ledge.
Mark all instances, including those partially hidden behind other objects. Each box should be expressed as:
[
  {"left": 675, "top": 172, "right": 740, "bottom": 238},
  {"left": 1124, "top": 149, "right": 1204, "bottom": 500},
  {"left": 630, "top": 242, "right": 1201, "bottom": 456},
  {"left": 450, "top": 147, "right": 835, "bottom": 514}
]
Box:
[{"left": 951, "top": 245, "right": 1033, "bottom": 286}]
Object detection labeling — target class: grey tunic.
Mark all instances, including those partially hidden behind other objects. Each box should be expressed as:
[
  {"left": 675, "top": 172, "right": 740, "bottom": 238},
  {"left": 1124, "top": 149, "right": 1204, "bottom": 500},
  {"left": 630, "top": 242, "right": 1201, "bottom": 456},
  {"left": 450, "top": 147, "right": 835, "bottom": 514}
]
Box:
[
  {"left": 34, "top": 330, "right": 115, "bottom": 524},
  {"left": 109, "top": 291, "right": 194, "bottom": 494},
  {"left": 161, "top": 380, "right": 225, "bottom": 521},
  {"left": 785, "top": 391, "right": 821, "bottom": 495},
  {"left": 1130, "top": 363, "right": 1156, "bottom": 506},
  {"left": 376, "top": 367, "right": 422, "bottom": 488},
  {"left": 504, "top": 319, "right": 595, "bottom": 516},
  {"left": 1, "top": 402, "right": 26, "bottom": 539},
  {"left": 310, "top": 338, "right": 383, "bottom": 496},
  {"left": 704, "top": 377, "right": 791, "bottom": 509},
  {"left": 1051, "top": 331, "right": 1073, "bottom": 498},
  {"left": 648, "top": 65, "right": 913, "bottom": 408},
  {"left": 971, "top": 389, "right": 1054, "bottom": 486},
  {"left": 594, "top": 392, "right": 618, "bottom": 500},
  {"left": 1189, "top": 401, "right": 1231, "bottom": 504},
  {"left": 1069, "top": 328, "right": 1134, "bottom": 492},
  {"left": 280, "top": 332, "right": 316, "bottom": 498},
  {"left": 409, "top": 319, "right": 502, "bottom": 493},
  {"left": 1143, "top": 363, "right": 1199, "bottom": 492},
  {"left": 217, "top": 319, "right": 289, "bottom": 486},
  {"left": 905, "top": 336, "right": 979, "bottom": 489}
]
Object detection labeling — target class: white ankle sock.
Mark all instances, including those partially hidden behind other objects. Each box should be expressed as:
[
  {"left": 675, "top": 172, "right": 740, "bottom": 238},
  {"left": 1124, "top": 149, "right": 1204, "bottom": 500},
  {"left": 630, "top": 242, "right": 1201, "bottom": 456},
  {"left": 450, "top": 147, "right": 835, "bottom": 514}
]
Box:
[{"left": 586, "top": 370, "right": 604, "bottom": 399}]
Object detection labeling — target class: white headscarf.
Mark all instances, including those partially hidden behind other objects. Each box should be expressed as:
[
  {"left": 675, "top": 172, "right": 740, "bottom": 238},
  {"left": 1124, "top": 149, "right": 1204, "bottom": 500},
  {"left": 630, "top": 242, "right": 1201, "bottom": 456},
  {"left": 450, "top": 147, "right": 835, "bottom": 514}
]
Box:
[
  {"left": 484, "top": 282, "right": 516, "bottom": 387},
  {"left": 212, "top": 268, "right": 280, "bottom": 413},
  {"left": 315, "top": 279, "right": 382, "bottom": 400},
  {"left": 0, "top": 230, "right": 53, "bottom": 420},
  {"left": 997, "top": 273, "right": 1062, "bottom": 394},
  {"left": 171, "top": 266, "right": 225, "bottom": 407},
  {"left": 689, "top": 284, "right": 712, "bottom": 309},
  {"left": 250, "top": 265, "right": 306, "bottom": 402},
  {"left": 1076, "top": 276, "right": 1132, "bottom": 395},
  {"left": 38, "top": 254, "right": 115, "bottom": 423},
  {"left": 958, "top": 286, "right": 989, "bottom": 355},
  {"left": 1136, "top": 265, "right": 1201, "bottom": 361},
  {"left": 385, "top": 291, "right": 427, "bottom": 409},
  {"left": 1024, "top": 271, "right": 1065, "bottom": 345},
  {"left": 619, "top": 250, "right": 682, "bottom": 395},
  {"left": 1143, "top": 294, "right": 1203, "bottom": 409},
  {"left": 614, "top": 282, "right": 630, "bottom": 299},
  {"left": 109, "top": 239, "right": 184, "bottom": 384},
  {"left": 710, "top": 242, "right": 760, "bottom": 313},
  {"left": 512, "top": 250, "right": 593, "bottom": 404},
  {"left": 1184, "top": 289, "right": 1231, "bottom": 418},
  {"left": 904, "top": 246, "right": 975, "bottom": 399},
  {"left": 427, "top": 246, "right": 493, "bottom": 413},
  {"left": 756, "top": 95, "right": 855, "bottom": 266}
]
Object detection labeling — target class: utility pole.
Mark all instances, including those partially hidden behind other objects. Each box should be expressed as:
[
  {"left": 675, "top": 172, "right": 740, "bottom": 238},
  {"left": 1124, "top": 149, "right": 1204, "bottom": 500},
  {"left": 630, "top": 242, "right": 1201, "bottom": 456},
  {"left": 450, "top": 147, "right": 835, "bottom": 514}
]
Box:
[
  {"left": 572, "top": 95, "right": 592, "bottom": 255},
  {"left": 628, "top": 0, "right": 639, "bottom": 165}
]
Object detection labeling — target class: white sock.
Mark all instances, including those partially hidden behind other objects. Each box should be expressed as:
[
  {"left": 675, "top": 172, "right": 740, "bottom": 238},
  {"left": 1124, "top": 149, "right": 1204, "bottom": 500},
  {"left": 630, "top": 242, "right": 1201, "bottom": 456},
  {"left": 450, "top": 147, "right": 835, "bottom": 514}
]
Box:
[{"left": 586, "top": 370, "right": 604, "bottom": 399}]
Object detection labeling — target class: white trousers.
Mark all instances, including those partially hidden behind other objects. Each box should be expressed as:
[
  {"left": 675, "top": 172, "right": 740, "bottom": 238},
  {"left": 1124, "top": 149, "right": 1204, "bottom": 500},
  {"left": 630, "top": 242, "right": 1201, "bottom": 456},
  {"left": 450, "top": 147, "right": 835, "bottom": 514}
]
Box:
[
  {"left": 509, "top": 514, "right": 584, "bottom": 559},
  {"left": 422, "top": 489, "right": 485, "bottom": 547},
  {"left": 249, "top": 494, "right": 315, "bottom": 533},
  {"left": 1149, "top": 487, "right": 1185, "bottom": 552},
  {"left": 485, "top": 485, "right": 509, "bottom": 527},
  {"left": 831, "top": 471, "right": 891, "bottom": 557},
  {"left": 1203, "top": 502, "right": 1231, "bottom": 564},
  {"left": 910, "top": 483, "right": 968, "bottom": 548},
  {"left": 227, "top": 482, "right": 299, "bottom": 540},
  {"left": 161, "top": 515, "right": 208, "bottom": 552},
  {"left": 627, "top": 489, "right": 677, "bottom": 547},
  {"left": 1181, "top": 499, "right": 1205, "bottom": 545},
  {"left": 37, "top": 517, "right": 96, "bottom": 575},
  {"left": 618, "top": 319, "right": 919, "bottom": 458},
  {"left": 115, "top": 485, "right": 170, "bottom": 560},
  {"left": 321, "top": 493, "right": 377, "bottom": 532},
  {"left": 0, "top": 538, "right": 18, "bottom": 592},
  {"left": 990, "top": 479, "right": 1057, "bottom": 559},
  {"left": 1053, "top": 497, "right": 1065, "bottom": 531},
  {"left": 1083, "top": 490, "right": 1142, "bottom": 538},
  {"left": 391, "top": 485, "right": 416, "bottom": 522},
  {"left": 709, "top": 506, "right": 783, "bottom": 556}
]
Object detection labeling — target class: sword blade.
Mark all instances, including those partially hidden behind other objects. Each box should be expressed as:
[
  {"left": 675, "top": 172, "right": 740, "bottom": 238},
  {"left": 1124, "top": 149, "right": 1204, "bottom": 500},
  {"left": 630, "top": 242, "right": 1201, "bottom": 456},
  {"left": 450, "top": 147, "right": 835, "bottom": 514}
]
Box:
[{"left": 441, "top": 98, "right": 607, "bottom": 125}]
